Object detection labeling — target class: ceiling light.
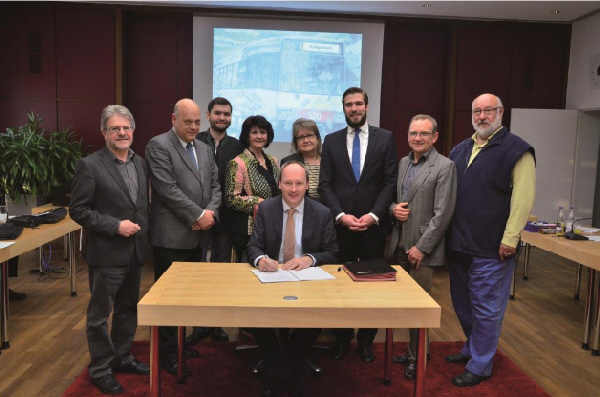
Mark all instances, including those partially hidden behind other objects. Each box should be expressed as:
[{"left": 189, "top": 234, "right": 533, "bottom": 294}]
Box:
[{"left": 551, "top": 10, "right": 560, "bottom": 14}]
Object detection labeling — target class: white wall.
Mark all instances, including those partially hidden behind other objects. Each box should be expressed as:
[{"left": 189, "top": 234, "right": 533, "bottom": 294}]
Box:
[
  {"left": 566, "top": 12, "right": 600, "bottom": 110},
  {"left": 510, "top": 109, "right": 579, "bottom": 223},
  {"left": 572, "top": 111, "right": 600, "bottom": 222}
]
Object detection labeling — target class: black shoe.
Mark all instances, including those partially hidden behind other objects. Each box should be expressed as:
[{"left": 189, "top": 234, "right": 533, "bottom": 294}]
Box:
[
  {"left": 392, "top": 354, "right": 408, "bottom": 364},
  {"left": 452, "top": 370, "right": 490, "bottom": 387},
  {"left": 287, "top": 378, "right": 306, "bottom": 397},
  {"left": 112, "top": 359, "right": 150, "bottom": 375},
  {"left": 358, "top": 345, "right": 375, "bottom": 363},
  {"left": 212, "top": 327, "right": 229, "bottom": 342},
  {"left": 330, "top": 340, "right": 350, "bottom": 360},
  {"left": 259, "top": 376, "right": 279, "bottom": 397},
  {"left": 185, "top": 327, "right": 210, "bottom": 345},
  {"left": 90, "top": 374, "right": 123, "bottom": 395},
  {"left": 445, "top": 352, "right": 470, "bottom": 364},
  {"left": 404, "top": 360, "right": 416, "bottom": 379},
  {"left": 162, "top": 358, "right": 191, "bottom": 378},
  {"left": 185, "top": 347, "right": 200, "bottom": 358},
  {"left": 8, "top": 289, "right": 26, "bottom": 301}
]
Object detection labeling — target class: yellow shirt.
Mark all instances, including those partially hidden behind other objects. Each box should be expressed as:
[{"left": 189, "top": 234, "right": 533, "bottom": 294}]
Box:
[{"left": 468, "top": 128, "right": 536, "bottom": 248}]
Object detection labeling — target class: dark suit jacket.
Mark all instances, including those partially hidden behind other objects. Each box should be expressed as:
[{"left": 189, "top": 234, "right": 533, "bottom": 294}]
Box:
[
  {"left": 319, "top": 125, "right": 398, "bottom": 235},
  {"left": 145, "top": 128, "right": 221, "bottom": 250},
  {"left": 196, "top": 130, "right": 243, "bottom": 233},
  {"left": 246, "top": 196, "right": 338, "bottom": 266},
  {"left": 69, "top": 146, "right": 149, "bottom": 267},
  {"left": 385, "top": 148, "right": 457, "bottom": 267}
]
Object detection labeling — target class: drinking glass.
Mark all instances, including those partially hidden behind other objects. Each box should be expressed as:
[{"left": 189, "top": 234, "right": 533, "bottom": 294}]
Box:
[{"left": 0, "top": 205, "right": 8, "bottom": 225}]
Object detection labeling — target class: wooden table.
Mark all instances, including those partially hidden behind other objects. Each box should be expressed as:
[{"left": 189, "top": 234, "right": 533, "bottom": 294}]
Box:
[
  {"left": 520, "top": 231, "right": 600, "bottom": 354},
  {"left": 0, "top": 215, "right": 81, "bottom": 348},
  {"left": 138, "top": 262, "right": 441, "bottom": 397}
]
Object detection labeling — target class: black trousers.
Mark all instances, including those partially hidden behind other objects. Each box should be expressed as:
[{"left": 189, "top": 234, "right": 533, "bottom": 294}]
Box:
[
  {"left": 87, "top": 256, "right": 143, "bottom": 378},
  {"left": 153, "top": 245, "right": 204, "bottom": 361},
  {"left": 209, "top": 229, "right": 235, "bottom": 262},
  {"left": 245, "top": 328, "right": 321, "bottom": 380},
  {"left": 230, "top": 233, "right": 250, "bottom": 263},
  {"left": 334, "top": 227, "right": 386, "bottom": 347},
  {"left": 8, "top": 257, "right": 18, "bottom": 277}
]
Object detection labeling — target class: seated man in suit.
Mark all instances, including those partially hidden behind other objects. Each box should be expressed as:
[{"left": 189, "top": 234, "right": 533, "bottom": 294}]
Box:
[{"left": 246, "top": 161, "right": 338, "bottom": 397}]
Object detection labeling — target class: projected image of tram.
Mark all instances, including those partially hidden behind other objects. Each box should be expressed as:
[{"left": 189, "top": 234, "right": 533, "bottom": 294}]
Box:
[{"left": 213, "top": 29, "right": 362, "bottom": 141}]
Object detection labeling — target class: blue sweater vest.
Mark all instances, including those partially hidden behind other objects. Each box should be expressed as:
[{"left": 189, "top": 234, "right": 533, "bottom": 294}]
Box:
[{"left": 447, "top": 127, "right": 535, "bottom": 258}]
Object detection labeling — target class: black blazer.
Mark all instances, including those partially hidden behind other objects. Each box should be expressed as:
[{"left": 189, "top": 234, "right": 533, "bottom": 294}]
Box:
[
  {"left": 196, "top": 130, "right": 243, "bottom": 233},
  {"left": 319, "top": 125, "right": 398, "bottom": 234},
  {"left": 280, "top": 152, "right": 305, "bottom": 166},
  {"left": 246, "top": 196, "right": 338, "bottom": 266},
  {"left": 70, "top": 147, "right": 149, "bottom": 267}
]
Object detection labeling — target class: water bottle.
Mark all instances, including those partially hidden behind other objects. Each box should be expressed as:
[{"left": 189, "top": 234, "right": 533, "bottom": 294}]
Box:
[
  {"left": 566, "top": 206, "right": 575, "bottom": 233},
  {"left": 556, "top": 206, "right": 565, "bottom": 236}
]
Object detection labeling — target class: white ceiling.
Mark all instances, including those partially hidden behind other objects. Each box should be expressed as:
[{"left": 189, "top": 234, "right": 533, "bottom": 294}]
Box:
[{"left": 119, "top": 1, "right": 600, "bottom": 23}]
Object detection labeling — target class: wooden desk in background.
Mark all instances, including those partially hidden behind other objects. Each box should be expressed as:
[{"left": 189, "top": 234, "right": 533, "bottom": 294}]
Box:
[
  {"left": 138, "top": 262, "right": 441, "bottom": 397},
  {"left": 0, "top": 214, "right": 80, "bottom": 348},
  {"left": 520, "top": 230, "right": 600, "bottom": 354}
]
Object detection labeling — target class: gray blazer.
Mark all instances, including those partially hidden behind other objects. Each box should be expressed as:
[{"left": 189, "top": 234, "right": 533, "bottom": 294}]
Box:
[
  {"left": 386, "top": 148, "right": 457, "bottom": 267},
  {"left": 145, "top": 128, "right": 221, "bottom": 250},
  {"left": 69, "top": 146, "right": 149, "bottom": 267}
]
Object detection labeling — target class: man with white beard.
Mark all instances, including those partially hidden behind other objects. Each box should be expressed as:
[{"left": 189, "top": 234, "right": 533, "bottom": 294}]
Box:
[{"left": 444, "top": 93, "right": 536, "bottom": 387}]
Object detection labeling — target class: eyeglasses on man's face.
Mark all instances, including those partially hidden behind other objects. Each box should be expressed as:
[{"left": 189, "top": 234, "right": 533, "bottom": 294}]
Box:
[
  {"left": 105, "top": 126, "right": 134, "bottom": 134},
  {"left": 296, "top": 133, "right": 316, "bottom": 141},
  {"left": 472, "top": 107, "right": 501, "bottom": 117},
  {"left": 408, "top": 131, "right": 434, "bottom": 138}
]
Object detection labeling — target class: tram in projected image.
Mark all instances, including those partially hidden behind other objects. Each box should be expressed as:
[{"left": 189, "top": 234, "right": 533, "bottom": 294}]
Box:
[{"left": 213, "top": 28, "right": 362, "bottom": 141}]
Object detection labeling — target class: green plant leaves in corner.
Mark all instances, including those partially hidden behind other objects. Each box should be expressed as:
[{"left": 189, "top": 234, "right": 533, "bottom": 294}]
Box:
[{"left": 0, "top": 112, "right": 84, "bottom": 204}]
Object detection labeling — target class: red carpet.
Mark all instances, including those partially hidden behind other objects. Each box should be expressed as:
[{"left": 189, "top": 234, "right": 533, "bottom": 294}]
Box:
[{"left": 63, "top": 341, "right": 550, "bottom": 397}]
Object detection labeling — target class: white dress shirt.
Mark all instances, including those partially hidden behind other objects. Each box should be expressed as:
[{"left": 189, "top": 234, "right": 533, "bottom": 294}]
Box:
[{"left": 346, "top": 123, "right": 369, "bottom": 175}]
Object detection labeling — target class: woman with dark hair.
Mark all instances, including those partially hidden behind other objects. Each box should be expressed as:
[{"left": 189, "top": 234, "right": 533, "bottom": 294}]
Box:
[
  {"left": 225, "top": 115, "right": 279, "bottom": 261},
  {"left": 280, "top": 118, "right": 322, "bottom": 201}
]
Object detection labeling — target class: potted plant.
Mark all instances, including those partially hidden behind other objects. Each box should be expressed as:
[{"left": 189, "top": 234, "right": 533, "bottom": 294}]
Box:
[
  {"left": 47, "top": 125, "right": 84, "bottom": 206},
  {"left": 0, "top": 112, "right": 84, "bottom": 213}
]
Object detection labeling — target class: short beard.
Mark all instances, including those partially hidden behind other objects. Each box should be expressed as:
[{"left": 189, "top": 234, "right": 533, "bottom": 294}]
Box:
[
  {"left": 345, "top": 112, "right": 367, "bottom": 129},
  {"left": 472, "top": 117, "right": 502, "bottom": 139},
  {"left": 210, "top": 122, "right": 229, "bottom": 134}
]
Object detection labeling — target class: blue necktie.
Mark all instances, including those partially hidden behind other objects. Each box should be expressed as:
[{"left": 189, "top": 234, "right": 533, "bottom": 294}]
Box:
[
  {"left": 186, "top": 142, "right": 199, "bottom": 171},
  {"left": 351, "top": 129, "right": 361, "bottom": 181}
]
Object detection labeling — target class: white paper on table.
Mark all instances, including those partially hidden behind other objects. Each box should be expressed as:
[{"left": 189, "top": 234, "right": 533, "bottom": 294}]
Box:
[
  {"left": 0, "top": 242, "right": 15, "bottom": 249},
  {"left": 251, "top": 267, "right": 335, "bottom": 283},
  {"left": 292, "top": 267, "right": 336, "bottom": 281},
  {"left": 585, "top": 235, "right": 600, "bottom": 242},
  {"left": 579, "top": 227, "right": 600, "bottom": 233}
]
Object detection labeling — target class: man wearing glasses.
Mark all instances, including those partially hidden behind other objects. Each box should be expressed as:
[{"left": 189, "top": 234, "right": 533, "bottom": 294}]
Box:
[
  {"left": 70, "top": 105, "right": 150, "bottom": 394},
  {"left": 387, "top": 114, "right": 457, "bottom": 380},
  {"left": 445, "top": 93, "right": 535, "bottom": 387}
]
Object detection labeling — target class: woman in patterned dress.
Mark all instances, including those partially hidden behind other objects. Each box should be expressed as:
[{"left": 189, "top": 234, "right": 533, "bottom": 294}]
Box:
[
  {"left": 280, "top": 118, "right": 322, "bottom": 201},
  {"left": 225, "top": 115, "right": 279, "bottom": 261}
]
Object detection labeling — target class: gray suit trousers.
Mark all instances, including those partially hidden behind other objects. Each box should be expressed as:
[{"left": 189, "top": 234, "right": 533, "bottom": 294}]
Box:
[{"left": 86, "top": 256, "right": 142, "bottom": 378}]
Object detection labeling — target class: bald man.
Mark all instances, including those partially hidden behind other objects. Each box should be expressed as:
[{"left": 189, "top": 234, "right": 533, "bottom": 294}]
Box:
[
  {"left": 145, "top": 98, "right": 221, "bottom": 377},
  {"left": 445, "top": 93, "right": 535, "bottom": 387}
]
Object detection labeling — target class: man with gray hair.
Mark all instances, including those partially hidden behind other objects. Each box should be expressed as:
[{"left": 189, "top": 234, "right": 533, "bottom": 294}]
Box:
[
  {"left": 445, "top": 93, "right": 535, "bottom": 387},
  {"left": 387, "top": 114, "right": 456, "bottom": 379},
  {"left": 70, "top": 105, "right": 150, "bottom": 394}
]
